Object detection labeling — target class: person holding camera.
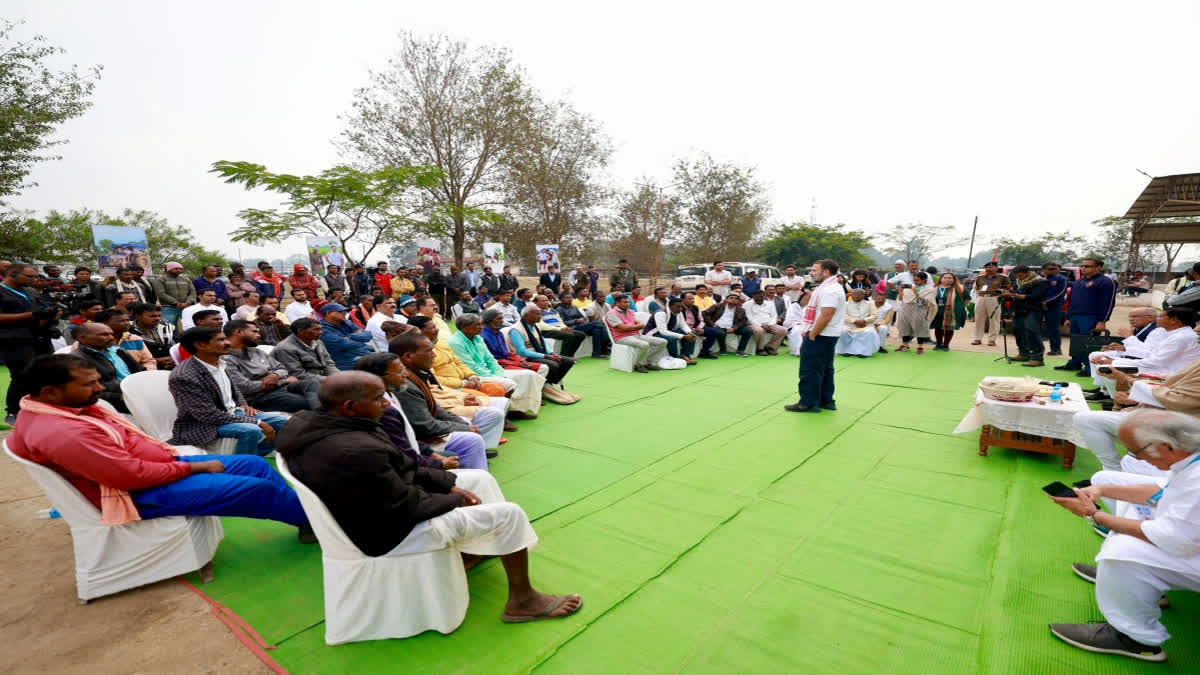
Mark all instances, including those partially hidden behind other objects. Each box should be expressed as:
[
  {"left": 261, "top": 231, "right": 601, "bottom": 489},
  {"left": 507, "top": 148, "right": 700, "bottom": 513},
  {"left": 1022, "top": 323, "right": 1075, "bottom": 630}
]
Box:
[
  {"left": 1001, "top": 265, "right": 1049, "bottom": 367},
  {"left": 1, "top": 263, "right": 62, "bottom": 425}
]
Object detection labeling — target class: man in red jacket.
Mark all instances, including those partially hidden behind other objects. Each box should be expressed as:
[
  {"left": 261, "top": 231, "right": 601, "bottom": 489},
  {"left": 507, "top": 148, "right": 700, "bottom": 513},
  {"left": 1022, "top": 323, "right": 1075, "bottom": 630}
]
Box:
[{"left": 9, "top": 354, "right": 313, "bottom": 542}]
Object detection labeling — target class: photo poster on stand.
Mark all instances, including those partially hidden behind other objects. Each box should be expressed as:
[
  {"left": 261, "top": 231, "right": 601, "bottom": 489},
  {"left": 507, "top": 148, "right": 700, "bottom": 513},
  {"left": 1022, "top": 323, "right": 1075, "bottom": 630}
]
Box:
[
  {"left": 304, "top": 236, "right": 345, "bottom": 276},
  {"left": 416, "top": 239, "right": 443, "bottom": 274},
  {"left": 93, "top": 224, "right": 152, "bottom": 277},
  {"left": 483, "top": 242, "right": 505, "bottom": 270},
  {"left": 535, "top": 243, "right": 560, "bottom": 274}
]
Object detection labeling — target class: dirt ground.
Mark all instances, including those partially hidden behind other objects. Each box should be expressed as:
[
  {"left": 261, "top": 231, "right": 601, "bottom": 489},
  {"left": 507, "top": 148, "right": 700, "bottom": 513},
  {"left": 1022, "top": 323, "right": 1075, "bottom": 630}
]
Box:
[{"left": 0, "top": 291, "right": 1152, "bottom": 673}]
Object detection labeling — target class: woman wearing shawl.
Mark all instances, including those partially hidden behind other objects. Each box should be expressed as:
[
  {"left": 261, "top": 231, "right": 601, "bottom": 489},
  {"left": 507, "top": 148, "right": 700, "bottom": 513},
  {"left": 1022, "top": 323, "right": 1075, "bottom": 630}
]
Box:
[
  {"left": 287, "top": 264, "right": 323, "bottom": 300},
  {"left": 895, "top": 271, "right": 937, "bottom": 354},
  {"left": 930, "top": 272, "right": 968, "bottom": 351}
]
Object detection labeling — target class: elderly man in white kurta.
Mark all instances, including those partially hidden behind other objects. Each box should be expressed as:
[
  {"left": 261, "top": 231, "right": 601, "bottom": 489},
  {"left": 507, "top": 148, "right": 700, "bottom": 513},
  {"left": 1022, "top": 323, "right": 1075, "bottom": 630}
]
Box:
[
  {"left": 744, "top": 290, "right": 786, "bottom": 355},
  {"left": 872, "top": 292, "right": 895, "bottom": 353},
  {"left": 1091, "top": 310, "right": 1200, "bottom": 397},
  {"left": 1083, "top": 307, "right": 1162, "bottom": 377},
  {"left": 835, "top": 289, "right": 880, "bottom": 357},
  {"left": 1048, "top": 409, "right": 1200, "bottom": 663}
]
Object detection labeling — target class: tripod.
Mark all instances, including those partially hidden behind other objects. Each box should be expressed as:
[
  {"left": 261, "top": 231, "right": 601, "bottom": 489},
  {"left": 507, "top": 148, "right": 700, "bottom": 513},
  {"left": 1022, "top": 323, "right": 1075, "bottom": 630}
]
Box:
[{"left": 989, "top": 299, "right": 1015, "bottom": 363}]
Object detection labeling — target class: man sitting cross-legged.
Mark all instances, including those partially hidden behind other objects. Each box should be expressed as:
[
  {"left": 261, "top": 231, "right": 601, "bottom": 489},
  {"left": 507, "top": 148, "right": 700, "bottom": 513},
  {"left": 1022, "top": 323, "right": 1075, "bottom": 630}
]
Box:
[
  {"left": 168, "top": 326, "right": 290, "bottom": 456},
  {"left": 605, "top": 293, "right": 667, "bottom": 373},
  {"left": 222, "top": 320, "right": 321, "bottom": 413},
  {"left": 1046, "top": 409, "right": 1200, "bottom": 663},
  {"left": 9, "top": 354, "right": 313, "bottom": 542},
  {"left": 355, "top": 352, "right": 490, "bottom": 470},
  {"left": 275, "top": 371, "right": 582, "bottom": 622},
  {"left": 387, "top": 333, "right": 506, "bottom": 456},
  {"left": 700, "top": 292, "right": 754, "bottom": 358}
]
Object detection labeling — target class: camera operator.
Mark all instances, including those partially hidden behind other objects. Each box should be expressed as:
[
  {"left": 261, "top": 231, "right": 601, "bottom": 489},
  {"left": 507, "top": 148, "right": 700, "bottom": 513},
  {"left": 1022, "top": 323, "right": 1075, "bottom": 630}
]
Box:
[
  {"left": 67, "top": 266, "right": 105, "bottom": 300},
  {"left": 999, "top": 265, "right": 1048, "bottom": 367},
  {"left": 1, "top": 263, "right": 62, "bottom": 424}
]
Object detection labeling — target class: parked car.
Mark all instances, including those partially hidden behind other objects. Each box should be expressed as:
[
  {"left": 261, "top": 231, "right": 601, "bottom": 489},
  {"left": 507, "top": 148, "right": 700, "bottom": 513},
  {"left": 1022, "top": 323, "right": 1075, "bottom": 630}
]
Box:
[{"left": 675, "top": 262, "right": 785, "bottom": 290}]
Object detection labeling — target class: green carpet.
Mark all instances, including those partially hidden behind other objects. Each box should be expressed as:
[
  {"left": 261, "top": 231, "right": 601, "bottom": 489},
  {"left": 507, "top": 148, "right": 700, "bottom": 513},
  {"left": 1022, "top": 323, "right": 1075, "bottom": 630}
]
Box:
[{"left": 176, "top": 352, "right": 1200, "bottom": 673}]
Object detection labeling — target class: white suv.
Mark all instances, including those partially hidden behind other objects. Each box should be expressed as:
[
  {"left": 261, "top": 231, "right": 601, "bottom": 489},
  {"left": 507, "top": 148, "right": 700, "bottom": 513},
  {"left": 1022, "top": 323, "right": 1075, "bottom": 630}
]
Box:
[{"left": 675, "top": 262, "right": 784, "bottom": 291}]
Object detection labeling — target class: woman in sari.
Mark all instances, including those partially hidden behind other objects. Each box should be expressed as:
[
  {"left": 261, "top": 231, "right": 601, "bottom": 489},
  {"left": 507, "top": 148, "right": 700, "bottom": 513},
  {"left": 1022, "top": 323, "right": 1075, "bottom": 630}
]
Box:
[
  {"left": 895, "top": 271, "right": 937, "bottom": 354},
  {"left": 930, "top": 272, "right": 968, "bottom": 351}
]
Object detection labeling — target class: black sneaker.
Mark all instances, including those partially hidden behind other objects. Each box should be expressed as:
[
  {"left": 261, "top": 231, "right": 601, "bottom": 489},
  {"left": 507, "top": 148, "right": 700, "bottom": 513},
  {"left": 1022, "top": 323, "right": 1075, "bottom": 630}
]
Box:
[
  {"left": 646, "top": 364, "right": 662, "bottom": 371},
  {"left": 634, "top": 364, "right": 649, "bottom": 373},
  {"left": 297, "top": 524, "right": 318, "bottom": 544},
  {"left": 783, "top": 402, "right": 822, "bottom": 413},
  {"left": 485, "top": 449, "right": 499, "bottom": 459},
  {"left": 735, "top": 351, "right": 749, "bottom": 358},
  {"left": 698, "top": 352, "right": 718, "bottom": 360},
  {"left": 820, "top": 402, "right": 837, "bottom": 410},
  {"left": 1072, "top": 562, "right": 1097, "bottom": 583},
  {"left": 1048, "top": 622, "right": 1165, "bottom": 662},
  {"left": 1053, "top": 364, "right": 1076, "bottom": 371},
  {"left": 878, "top": 348, "right": 888, "bottom": 353},
  {"left": 1047, "top": 350, "right": 1063, "bottom": 356}
]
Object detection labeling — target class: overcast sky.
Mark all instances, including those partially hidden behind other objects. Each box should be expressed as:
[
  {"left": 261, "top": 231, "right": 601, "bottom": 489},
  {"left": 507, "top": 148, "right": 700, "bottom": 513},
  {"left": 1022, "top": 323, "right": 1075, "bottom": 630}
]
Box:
[{"left": 7, "top": 0, "right": 1200, "bottom": 263}]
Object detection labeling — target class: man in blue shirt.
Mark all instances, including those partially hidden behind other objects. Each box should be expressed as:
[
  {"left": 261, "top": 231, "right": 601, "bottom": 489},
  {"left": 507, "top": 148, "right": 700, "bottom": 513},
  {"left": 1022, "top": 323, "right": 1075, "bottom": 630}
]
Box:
[
  {"left": 1056, "top": 258, "right": 1118, "bottom": 373},
  {"left": 741, "top": 269, "right": 763, "bottom": 297},
  {"left": 1041, "top": 262, "right": 1068, "bottom": 356},
  {"left": 317, "top": 303, "right": 373, "bottom": 370}
]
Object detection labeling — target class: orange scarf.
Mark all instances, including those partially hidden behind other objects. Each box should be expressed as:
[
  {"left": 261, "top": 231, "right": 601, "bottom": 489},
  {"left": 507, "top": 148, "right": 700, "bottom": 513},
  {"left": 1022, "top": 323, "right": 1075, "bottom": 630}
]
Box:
[{"left": 19, "top": 396, "right": 178, "bottom": 525}]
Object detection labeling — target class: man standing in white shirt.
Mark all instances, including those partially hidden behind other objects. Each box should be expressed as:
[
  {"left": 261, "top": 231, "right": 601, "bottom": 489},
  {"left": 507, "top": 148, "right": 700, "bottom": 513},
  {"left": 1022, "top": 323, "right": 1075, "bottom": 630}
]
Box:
[
  {"left": 180, "top": 289, "right": 229, "bottom": 330},
  {"left": 366, "top": 296, "right": 399, "bottom": 352},
  {"left": 781, "top": 264, "right": 806, "bottom": 303},
  {"left": 284, "top": 288, "right": 315, "bottom": 324},
  {"left": 704, "top": 261, "right": 734, "bottom": 299},
  {"left": 1048, "top": 409, "right": 1200, "bottom": 663},
  {"left": 745, "top": 289, "right": 786, "bottom": 355},
  {"left": 785, "top": 259, "right": 846, "bottom": 413}
]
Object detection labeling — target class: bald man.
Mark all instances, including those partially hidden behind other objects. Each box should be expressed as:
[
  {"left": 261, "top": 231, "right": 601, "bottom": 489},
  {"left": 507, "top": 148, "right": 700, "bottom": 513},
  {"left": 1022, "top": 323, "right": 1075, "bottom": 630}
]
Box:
[{"left": 275, "top": 372, "right": 582, "bottom": 623}]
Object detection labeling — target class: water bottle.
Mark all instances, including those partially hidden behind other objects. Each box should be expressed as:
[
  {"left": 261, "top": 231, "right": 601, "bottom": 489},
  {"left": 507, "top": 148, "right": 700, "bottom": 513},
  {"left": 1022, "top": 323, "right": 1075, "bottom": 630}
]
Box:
[
  {"left": 1050, "top": 384, "right": 1063, "bottom": 404},
  {"left": 35, "top": 507, "right": 61, "bottom": 519}
]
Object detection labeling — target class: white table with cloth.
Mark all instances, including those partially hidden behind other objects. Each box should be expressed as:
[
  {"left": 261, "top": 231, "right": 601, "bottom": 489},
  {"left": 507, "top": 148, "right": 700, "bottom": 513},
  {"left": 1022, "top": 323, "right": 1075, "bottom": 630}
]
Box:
[{"left": 954, "top": 382, "right": 1088, "bottom": 468}]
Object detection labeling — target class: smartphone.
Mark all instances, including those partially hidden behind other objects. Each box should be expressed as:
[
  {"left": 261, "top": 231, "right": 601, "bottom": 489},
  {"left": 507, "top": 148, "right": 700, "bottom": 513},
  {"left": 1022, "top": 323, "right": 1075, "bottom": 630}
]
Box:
[
  {"left": 1117, "top": 366, "right": 1139, "bottom": 374},
  {"left": 1042, "top": 481, "right": 1077, "bottom": 498},
  {"left": 1097, "top": 367, "right": 1112, "bottom": 375},
  {"left": 1072, "top": 479, "right": 1092, "bottom": 489}
]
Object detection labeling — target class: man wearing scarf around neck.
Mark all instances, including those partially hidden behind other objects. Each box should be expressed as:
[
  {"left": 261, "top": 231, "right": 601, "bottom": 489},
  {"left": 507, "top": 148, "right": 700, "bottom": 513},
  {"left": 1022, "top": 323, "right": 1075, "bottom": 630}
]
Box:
[{"left": 1002, "top": 264, "right": 1049, "bottom": 367}]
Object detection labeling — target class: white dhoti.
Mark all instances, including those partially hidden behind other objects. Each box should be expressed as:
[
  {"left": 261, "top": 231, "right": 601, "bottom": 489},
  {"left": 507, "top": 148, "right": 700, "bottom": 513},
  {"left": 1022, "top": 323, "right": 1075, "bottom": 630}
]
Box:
[
  {"left": 492, "top": 369, "right": 545, "bottom": 414},
  {"left": 1090, "top": 470, "right": 1199, "bottom": 646},
  {"left": 875, "top": 324, "right": 890, "bottom": 345},
  {"left": 384, "top": 470, "right": 538, "bottom": 557},
  {"left": 835, "top": 329, "right": 880, "bottom": 356},
  {"left": 788, "top": 325, "right": 805, "bottom": 355}
]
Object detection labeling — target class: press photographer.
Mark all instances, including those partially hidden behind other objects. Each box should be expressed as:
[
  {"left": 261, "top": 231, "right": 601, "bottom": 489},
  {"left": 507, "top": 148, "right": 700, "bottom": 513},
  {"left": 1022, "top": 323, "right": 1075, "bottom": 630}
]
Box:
[
  {"left": 0, "top": 263, "right": 62, "bottom": 425},
  {"left": 999, "top": 264, "right": 1048, "bottom": 367}
]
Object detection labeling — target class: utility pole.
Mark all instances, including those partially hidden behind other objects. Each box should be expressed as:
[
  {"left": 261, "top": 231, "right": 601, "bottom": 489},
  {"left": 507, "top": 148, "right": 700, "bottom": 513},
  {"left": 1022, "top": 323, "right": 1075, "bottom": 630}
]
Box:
[
  {"left": 965, "top": 214, "right": 979, "bottom": 270},
  {"left": 636, "top": 181, "right": 681, "bottom": 288},
  {"left": 810, "top": 197, "right": 817, "bottom": 226}
]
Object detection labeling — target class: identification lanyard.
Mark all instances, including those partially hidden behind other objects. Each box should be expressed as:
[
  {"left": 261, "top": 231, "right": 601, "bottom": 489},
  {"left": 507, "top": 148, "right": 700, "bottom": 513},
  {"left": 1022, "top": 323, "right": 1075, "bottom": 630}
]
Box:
[
  {"left": 1146, "top": 454, "right": 1200, "bottom": 507},
  {"left": 1, "top": 283, "right": 31, "bottom": 306}
]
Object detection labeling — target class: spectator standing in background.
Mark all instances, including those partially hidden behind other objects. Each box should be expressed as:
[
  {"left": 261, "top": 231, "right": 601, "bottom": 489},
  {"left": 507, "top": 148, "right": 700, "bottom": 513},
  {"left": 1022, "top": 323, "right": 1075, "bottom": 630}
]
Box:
[
  {"left": 1057, "top": 258, "right": 1119, "bottom": 374},
  {"left": 1041, "top": 262, "right": 1068, "bottom": 356}
]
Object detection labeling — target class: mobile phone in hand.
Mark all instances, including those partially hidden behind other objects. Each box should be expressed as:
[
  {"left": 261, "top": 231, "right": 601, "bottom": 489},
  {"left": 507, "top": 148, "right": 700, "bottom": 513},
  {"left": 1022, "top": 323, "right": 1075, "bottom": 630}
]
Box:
[
  {"left": 1097, "top": 366, "right": 1113, "bottom": 374},
  {"left": 1042, "top": 481, "right": 1076, "bottom": 498}
]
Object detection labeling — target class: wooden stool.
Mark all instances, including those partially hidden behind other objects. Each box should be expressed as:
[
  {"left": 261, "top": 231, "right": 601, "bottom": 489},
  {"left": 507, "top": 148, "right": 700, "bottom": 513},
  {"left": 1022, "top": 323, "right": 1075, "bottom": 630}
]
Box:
[{"left": 978, "top": 424, "right": 1077, "bottom": 468}]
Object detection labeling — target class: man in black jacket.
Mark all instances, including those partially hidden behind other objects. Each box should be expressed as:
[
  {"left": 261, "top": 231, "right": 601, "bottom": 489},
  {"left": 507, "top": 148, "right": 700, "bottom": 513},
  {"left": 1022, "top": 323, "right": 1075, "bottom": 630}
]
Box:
[
  {"left": 275, "top": 372, "right": 582, "bottom": 622},
  {"left": 1001, "top": 264, "right": 1050, "bottom": 367},
  {"left": 73, "top": 322, "right": 144, "bottom": 412},
  {"left": 539, "top": 264, "right": 562, "bottom": 295},
  {"left": 498, "top": 266, "right": 519, "bottom": 293}
]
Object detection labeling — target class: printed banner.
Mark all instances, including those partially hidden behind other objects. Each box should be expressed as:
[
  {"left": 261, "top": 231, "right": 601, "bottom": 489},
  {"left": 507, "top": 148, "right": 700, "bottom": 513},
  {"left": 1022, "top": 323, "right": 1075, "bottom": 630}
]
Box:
[
  {"left": 483, "top": 242, "right": 505, "bottom": 269},
  {"left": 93, "top": 224, "right": 151, "bottom": 277},
  {"left": 416, "top": 239, "right": 443, "bottom": 274},
  {"left": 304, "top": 236, "right": 345, "bottom": 276},
  {"left": 535, "top": 243, "right": 560, "bottom": 274}
]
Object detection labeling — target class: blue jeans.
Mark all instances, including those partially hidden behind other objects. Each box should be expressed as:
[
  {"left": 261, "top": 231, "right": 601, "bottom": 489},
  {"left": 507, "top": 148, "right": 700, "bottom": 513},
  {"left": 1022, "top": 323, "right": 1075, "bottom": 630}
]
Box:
[
  {"left": 798, "top": 334, "right": 838, "bottom": 407},
  {"left": 217, "top": 410, "right": 290, "bottom": 455},
  {"left": 1042, "top": 305, "right": 1062, "bottom": 352},
  {"left": 132, "top": 455, "right": 308, "bottom": 526},
  {"left": 1065, "top": 314, "right": 1100, "bottom": 369},
  {"left": 160, "top": 306, "right": 182, "bottom": 329},
  {"left": 664, "top": 334, "right": 697, "bottom": 358}
]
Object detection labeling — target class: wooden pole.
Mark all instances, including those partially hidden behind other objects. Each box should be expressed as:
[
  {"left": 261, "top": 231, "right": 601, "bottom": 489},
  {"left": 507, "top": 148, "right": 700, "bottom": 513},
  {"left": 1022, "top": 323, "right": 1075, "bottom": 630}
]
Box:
[{"left": 965, "top": 215, "right": 979, "bottom": 270}]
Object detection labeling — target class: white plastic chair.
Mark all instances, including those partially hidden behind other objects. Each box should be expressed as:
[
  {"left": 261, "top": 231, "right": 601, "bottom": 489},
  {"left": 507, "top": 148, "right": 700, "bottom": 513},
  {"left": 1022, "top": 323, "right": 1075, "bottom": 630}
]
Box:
[
  {"left": 3, "top": 440, "right": 223, "bottom": 603},
  {"left": 120, "top": 371, "right": 238, "bottom": 454},
  {"left": 451, "top": 304, "right": 464, "bottom": 320},
  {"left": 275, "top": 455, "right": 469, "bottom": 644},
  {"left": 600, "top": 313, "right": 636, "bottom": 373}
]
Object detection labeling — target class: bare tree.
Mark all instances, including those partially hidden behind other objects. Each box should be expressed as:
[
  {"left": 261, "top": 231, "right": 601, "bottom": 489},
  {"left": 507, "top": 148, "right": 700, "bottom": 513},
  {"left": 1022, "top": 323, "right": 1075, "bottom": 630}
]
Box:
[
  {"left": 340, "top": 33, "right": 535, "bottom": 265},
  {"left": 874, "top": 223, "right": 967, "bottom": 264},
  {"left": 609, "top": 182, "right": 681, "bottom": 273},
  {"left": 494, "top": 100, "right": 613, "bottom": 266}
]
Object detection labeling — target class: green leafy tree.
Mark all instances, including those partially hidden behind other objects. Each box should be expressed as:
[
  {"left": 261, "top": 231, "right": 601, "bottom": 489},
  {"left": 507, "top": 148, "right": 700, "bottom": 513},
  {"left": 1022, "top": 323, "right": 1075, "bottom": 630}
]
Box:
[
  {"left": 1084, "top": 216, "right": 1168, "bottom": 272},
  {"left": 874, "top": 223, "right": 967, "bottom": 264},
  {"left": 991, "top": 233, "right": 1087, "bottom": 266},
  {"left": 0, "top": 208, "right": 225, "bottom": 275},
  {"left": 340, "top": 32, "right": 539, "bottom": 265},
  {"left": 670, "top": 153, "right": 769, "bottom": 262},
  {"left": 612, "top": 182, "right": 681, "bottom": 273},
  {"left": 755, "top": 223, "right": 874, "bottom": 270},
  {"left": 0, "top": 20, "right": 101, "bottom": 206},
  {"left": 210, "top": 161, "right": 469, "bottom": 269}
]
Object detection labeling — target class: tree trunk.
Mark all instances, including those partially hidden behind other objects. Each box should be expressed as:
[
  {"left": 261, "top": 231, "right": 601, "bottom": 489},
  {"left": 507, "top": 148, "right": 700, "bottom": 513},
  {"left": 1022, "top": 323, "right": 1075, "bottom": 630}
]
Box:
[{"left": 453, "top": 213, "right": 465, "bottom": 268}]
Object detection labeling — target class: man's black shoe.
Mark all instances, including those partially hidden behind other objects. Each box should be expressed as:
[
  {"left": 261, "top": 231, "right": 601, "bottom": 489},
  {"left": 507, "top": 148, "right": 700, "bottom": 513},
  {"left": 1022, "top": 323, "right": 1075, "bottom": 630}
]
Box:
[
  {"left": 1053, "top": 364, "right": 1076, "bottom": 371},
  {"left": 1047, "top": 350, "right": 1063, "bottom": 356},
  {"left": 820, "top": 402, "right": 837, "bottom": 410},
  {"left": 298, "top": 524, "right": 318, "bottom": 544},
  {"left": 485, "top": 449, "right": 499, "bottom": 459},
  {"left": 1075, "top": 370, "right": 1090, "bottom": 378},
  {"left": 1048, "top": 621, "right": 1166, "bottom": 662},
  {"left": 1083, "top": 387, "right": 1103, "bottom": 394},
  {"left": 784, "top": 403, "right": 822, "bottom": 413},
  {"left": 646, "top": 364, "right": 662, "bottom": 371},
  {"left": 634, "top": 364, "right": 649, "bottom": 373},
  {"left": 698, "top": 352, "right": 718, "bottom": 359},
  {"left": 1084, "top": 392, "right": 1111, "bottom": 401}
]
